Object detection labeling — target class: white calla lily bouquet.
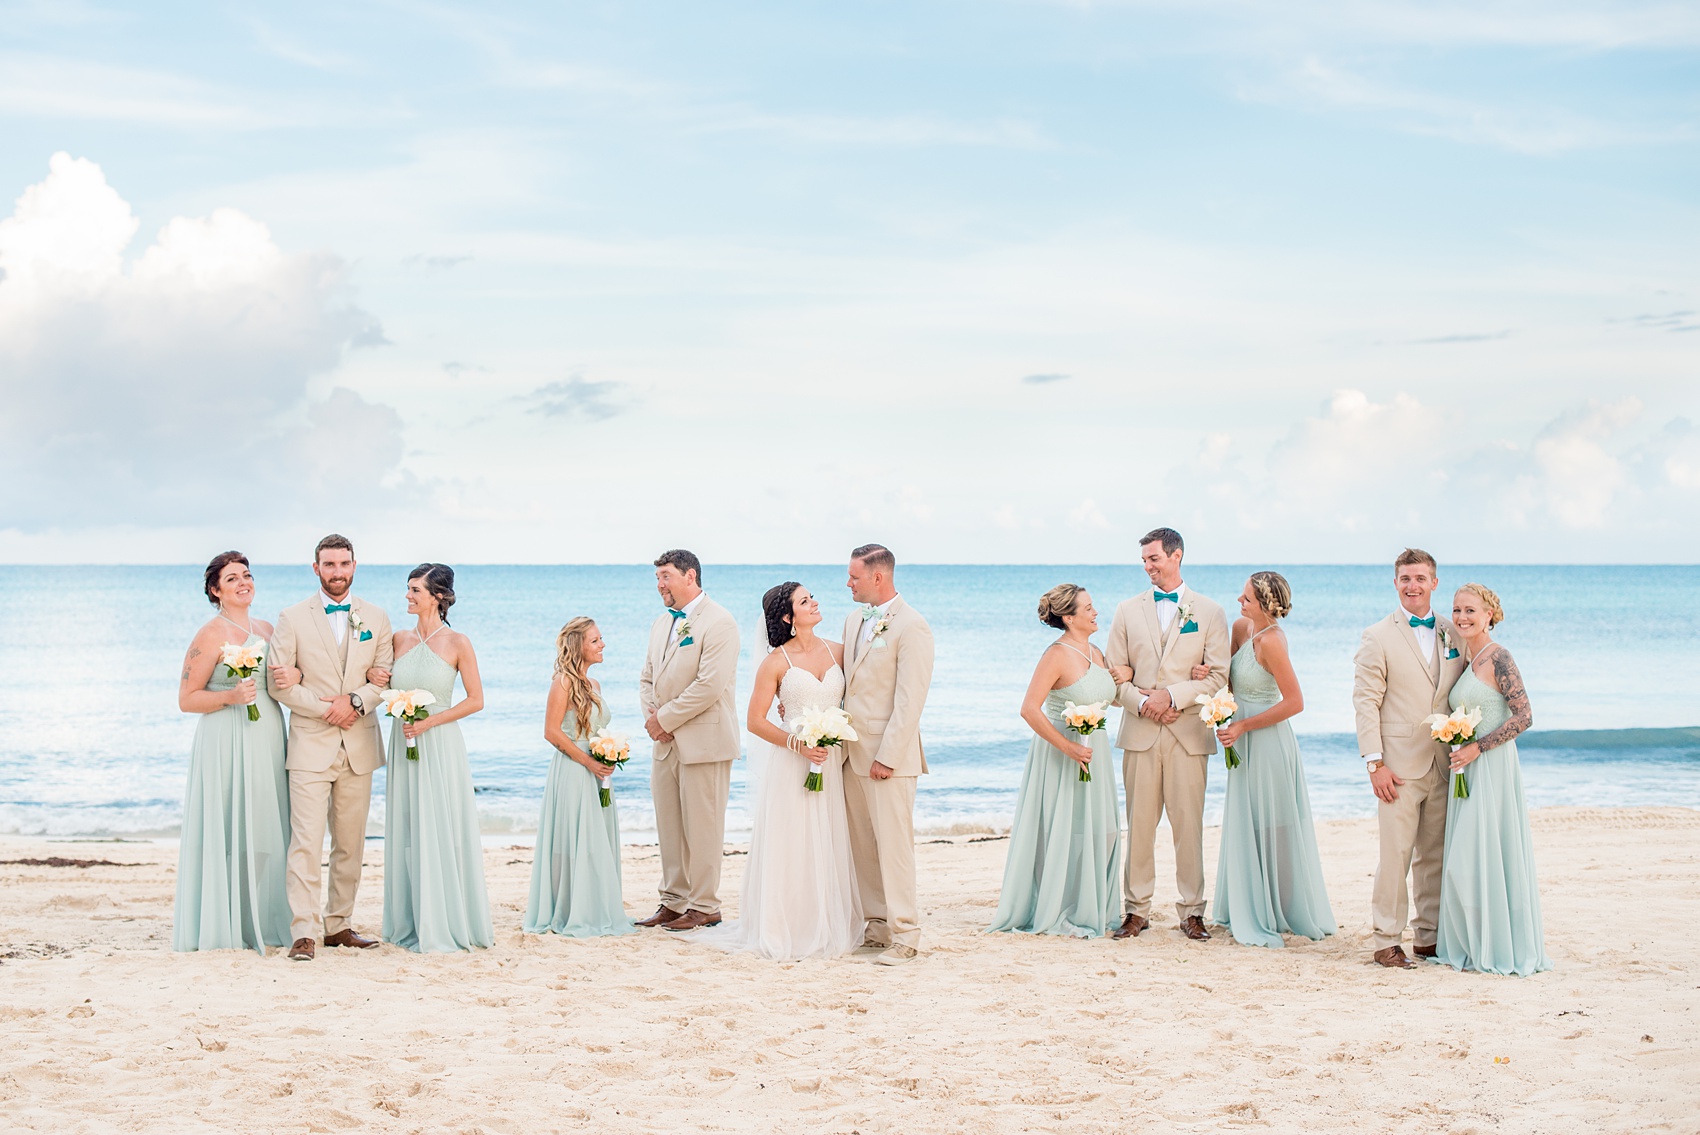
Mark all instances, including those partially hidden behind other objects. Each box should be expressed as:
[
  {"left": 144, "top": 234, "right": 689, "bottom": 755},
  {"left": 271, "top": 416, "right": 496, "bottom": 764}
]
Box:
[
  {"left": 788, "top": 707, "right": 859, "bottom": 792},
  {"left": 380, "top": 689, "right": 437, "bottom": 760}
]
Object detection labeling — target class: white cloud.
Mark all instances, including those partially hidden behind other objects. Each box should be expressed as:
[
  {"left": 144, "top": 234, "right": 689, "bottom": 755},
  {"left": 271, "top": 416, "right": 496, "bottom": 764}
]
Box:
[{"left": 0, "top": 153, "right": 404, "bottom": 531}]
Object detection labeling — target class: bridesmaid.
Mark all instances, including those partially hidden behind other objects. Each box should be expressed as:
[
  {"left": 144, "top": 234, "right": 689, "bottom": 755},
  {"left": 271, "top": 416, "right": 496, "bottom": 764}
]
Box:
[
  {"left": 381, "top": 564, "right": 494, "bottom": 952},
  {"left": 1209, "top": 572, "right": 1336, "bottom": 948},
  {"left": 989, "top": 584, "right": 1122, "bottom": 938},
  {"left": 173, "top": 551, "right": 291, "bottom": 953},
  {"left": 1436, "top": 584, "right": 1549, "bottom": 975},
  {"left": 525, "top": 618, "right": 635, "bottom": 937}
]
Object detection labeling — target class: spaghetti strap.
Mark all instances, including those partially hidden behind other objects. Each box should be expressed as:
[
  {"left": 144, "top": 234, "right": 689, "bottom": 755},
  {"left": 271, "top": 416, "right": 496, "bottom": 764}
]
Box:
[
  {"left": 779, "top": 646, "right": 796, "bottom": 670},
  {"left": 1056, "top": 641, "right": 1102, "bottom": 666}
]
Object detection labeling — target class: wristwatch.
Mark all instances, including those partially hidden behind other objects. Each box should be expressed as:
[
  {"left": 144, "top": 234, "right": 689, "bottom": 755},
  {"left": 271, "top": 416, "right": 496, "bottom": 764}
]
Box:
[
  {"left": 349, "top": 693, "right": 364, "bottom": 716},
  {"left": 1365, "top": 759, "right": 1383, "bottom": 774}
]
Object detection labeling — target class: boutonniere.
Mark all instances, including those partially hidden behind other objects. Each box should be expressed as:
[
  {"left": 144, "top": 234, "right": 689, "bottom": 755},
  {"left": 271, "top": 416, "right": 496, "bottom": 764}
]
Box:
[
  {"left": 676, "top": 617, "right": 694, "bottom": 648},
  {"left": 348, "top": 610, "right": 373, "bottom": 643},
  {"left": 1177, "top": 603, "right": 1198, "bottom": 634},
  {"left": 1438, "top": 626, "right": 1460, "bottom": 660},
  {"left": 870, "top": 614, "right": 893, "bottom": 648}
]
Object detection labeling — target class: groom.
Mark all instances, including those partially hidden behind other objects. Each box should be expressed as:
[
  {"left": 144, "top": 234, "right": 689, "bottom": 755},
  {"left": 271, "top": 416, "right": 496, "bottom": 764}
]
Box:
[
  {"left": 267, "top": 534, "right": 394, "bottom": 962},
  {"left": 1353, "top": 547, "right": 1468, "bottom": 968},
  {"left": 1105, "top": 527, "right": 1229, "bottom": 942},
  {"left": 842, "top": 543, "right": 934, "bottom": 965},
  {"left": 637, "top": 549, "right": 740, "bottom": 932}
]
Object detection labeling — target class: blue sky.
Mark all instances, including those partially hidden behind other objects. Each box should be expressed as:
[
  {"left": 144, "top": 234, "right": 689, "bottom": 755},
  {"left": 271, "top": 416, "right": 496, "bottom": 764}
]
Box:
[{"left": 1, "top": 1, "right": 1695, "bottom": 563}]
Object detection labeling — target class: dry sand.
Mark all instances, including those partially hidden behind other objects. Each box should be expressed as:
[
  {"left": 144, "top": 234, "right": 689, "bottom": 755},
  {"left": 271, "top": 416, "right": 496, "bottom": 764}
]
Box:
[{"left": 1, "top": 807, "right": 1696, "bottom": 1134}]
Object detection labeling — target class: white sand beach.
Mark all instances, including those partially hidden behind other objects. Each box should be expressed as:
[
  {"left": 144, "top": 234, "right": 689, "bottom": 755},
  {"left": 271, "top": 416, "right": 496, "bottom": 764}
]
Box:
[{"left": 2, "top": 807, "right": 1695, "bottom": 1134}]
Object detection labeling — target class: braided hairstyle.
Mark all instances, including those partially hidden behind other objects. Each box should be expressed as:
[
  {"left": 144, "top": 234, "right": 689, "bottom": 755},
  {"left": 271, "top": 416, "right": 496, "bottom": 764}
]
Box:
[
  {"left": 1248, "top": 571, "right": 1293, "bottom": 620},
  {"left": 762, "top": 582, "right": 803, "bottom": 648},
  {"left": 553, "top": 617, "right": 605, "bottom": 739},
  {"left": 408, "top": 563, "right": 457, "bottom": 624},
  {"left": 1457, "top": 583, "right": 1505, "bottom": 627}
]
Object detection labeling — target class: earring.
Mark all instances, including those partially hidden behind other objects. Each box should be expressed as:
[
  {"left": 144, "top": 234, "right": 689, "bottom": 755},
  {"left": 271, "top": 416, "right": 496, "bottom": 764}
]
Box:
[{"left": 789, "top": 624, "right": 798, "bottom": 637}]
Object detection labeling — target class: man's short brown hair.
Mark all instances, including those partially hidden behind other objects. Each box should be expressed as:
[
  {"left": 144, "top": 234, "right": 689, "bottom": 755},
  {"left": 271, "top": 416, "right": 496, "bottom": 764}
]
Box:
[
  {"left": 851, "top": 543, "right": 896, "bottom": 574},
  {"left": 1394, "top": 547, "right": 1437, "bottom": 574},
  {"left": 315, "top": 533, "right": 354, "bottom": 562}
]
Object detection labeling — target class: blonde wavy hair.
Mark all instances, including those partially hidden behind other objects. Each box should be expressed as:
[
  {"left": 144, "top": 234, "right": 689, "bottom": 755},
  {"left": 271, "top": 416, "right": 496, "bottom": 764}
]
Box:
[
  {"left": 553, "top": 617, "right": 605, "bottom": 739},
  {"left": 1248, "top": 571, "right": 1293, "bottom": 620},
  {"left": 1456, "top": 583, "right": 1505, "bottom": 627},
  {"left": 1037, "top": 583, "right": 1085, "bottom": 630}
]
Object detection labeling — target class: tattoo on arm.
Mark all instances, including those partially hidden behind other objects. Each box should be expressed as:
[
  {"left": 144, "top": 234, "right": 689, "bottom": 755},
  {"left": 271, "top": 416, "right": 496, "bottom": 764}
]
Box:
[
  {"left": 1475, "top": 647, "right": 1532, "bottom": 750},
  {"left": 181, "top": 667, "right": 191, "bottom": 681}
]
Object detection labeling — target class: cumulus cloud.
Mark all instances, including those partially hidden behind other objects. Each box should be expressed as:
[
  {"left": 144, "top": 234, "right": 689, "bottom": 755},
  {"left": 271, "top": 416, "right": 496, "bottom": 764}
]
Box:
[{"left": 0, "top": 152, "right": 403, "bottom": 530}]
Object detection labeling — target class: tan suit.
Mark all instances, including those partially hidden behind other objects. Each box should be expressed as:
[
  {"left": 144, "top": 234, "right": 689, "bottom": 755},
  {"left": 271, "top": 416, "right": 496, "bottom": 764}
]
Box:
[
  {"left": 268, "top": 594, "right": 393, "bottom": 941},
  {"left": 1106, "top": 586, "right": 1230, "bottom": 920},
  {"left": 1354, "top": 611, "right": 1467, "bottom": 951},
  {"left": 638, "top": 595, "right": 739, "bottom": 916},
  {"left": 841, "top": 597, "right": 934, "bottom": 949}
]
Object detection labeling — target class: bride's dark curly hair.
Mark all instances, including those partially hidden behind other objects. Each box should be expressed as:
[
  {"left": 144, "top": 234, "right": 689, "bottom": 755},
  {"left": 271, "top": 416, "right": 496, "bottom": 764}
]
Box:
[{"left": 762, "top": 582, "right": 803, "bottom": 648}]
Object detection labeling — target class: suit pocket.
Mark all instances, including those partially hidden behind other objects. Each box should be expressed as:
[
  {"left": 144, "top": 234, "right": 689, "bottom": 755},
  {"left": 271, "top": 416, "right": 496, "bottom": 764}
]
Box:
[
  {"left": 1381, "top": 724, "right": 1415, "bottom": 738},
  {"left": 860, "top": 717, "right": 889, "bottom": 735}
]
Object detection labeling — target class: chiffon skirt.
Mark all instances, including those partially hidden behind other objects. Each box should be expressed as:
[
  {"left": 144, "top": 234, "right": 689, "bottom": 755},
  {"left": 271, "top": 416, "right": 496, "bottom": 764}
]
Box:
[
  {"left": 524, "top": 754, "right": 634, "bottom": 937},
  {"left": 989, "top": 726, "right": 1122, "bottom": 938},
  {"left": 382, "top": 720, "right": 494, "bottom": 952},
  {"left": 1436, "top": 740, "right": 1550, "bottom": 975},
  {"left": 1210, "top": 699, "right": 1336, "bottom": 948},
  {"left": 173, "top": 699, "right": 292, "bottom": 953}
]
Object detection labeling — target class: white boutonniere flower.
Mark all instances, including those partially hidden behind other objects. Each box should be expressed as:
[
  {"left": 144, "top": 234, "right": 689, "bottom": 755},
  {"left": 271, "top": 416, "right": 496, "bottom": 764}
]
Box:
[
  {"left": 676, "top": 617, "right": 694, "bottom": 647},
  {"left": 870, "top": 614, "right": 893, "bottom": 648},
  {"left": 1438, "top": 626, "right": 1460, "bottom": 659},
  {"left": 347, "top": 610, "right": 372, "bottom": 643},
  {"left": 1176, "top": 602, "right": 1198, "bottom": 632}
]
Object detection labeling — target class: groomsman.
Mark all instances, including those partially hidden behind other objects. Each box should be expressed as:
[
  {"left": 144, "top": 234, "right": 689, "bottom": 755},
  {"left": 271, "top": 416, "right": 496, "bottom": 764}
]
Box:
[
  {"left": 637, "top": 549, "right": 740, "bottom": 932},
  {"left": 1106, "top": 527, "right": 1230, "bottom": 941},
  {"left": 267, "top": 534, "right": 394, "bottom": 962},
  {"left": 1353, "top": 547, "right": 1468, "bottom": 968}
]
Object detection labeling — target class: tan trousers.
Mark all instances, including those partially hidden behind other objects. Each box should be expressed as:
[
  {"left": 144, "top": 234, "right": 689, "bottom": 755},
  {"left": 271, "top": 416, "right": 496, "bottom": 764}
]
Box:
[
  {"left": 844, "top": 773, "right": 920, "bottom": 949},
  {"left": 286, "top": 746, "right": 373, "bottom": 941},
  {"left": 1372, "top": 757, "right": 1449, "bottom": 951},
  {"left": 651, "top": 756, "right": 732, "bottom": 915},
  {"left": 1122, "top": 731, "right": 1208, "bottom": 920}
]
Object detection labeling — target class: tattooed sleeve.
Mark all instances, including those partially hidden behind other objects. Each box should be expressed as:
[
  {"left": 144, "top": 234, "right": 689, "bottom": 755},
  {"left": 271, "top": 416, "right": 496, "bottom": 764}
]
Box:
[{"left": 1474, "top": 646, "right": 1532, "bottom": 751}]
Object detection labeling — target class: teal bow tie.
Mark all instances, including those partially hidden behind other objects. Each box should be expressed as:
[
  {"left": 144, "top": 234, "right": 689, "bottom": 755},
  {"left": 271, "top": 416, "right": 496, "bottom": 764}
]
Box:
[
  {"left": 1409, "top": 614, "right": 1436, "bottom": 629},
  {"left": 667, "top": 608, "right": 686, "bottom": 620},
  {"left": 324, "top": 603, "right": 351, "bottom": 614},
  {"left": 1153, "top": 590, "right": 1180, "bottom": 604}
]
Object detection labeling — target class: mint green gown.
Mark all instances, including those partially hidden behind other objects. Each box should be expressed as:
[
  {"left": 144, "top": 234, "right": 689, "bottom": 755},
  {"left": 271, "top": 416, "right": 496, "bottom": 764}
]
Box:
[
  {"left": 1210, "top": 634, "right": 1336, "bottom": 948},
  {"left": 989, "top": 657, "right": 1123, "bottom": 937},
  {"left": 525, "top": 703, "right": 635, "bottom": 937},
  {"left": 174, "top": 633, "right": 293, "bottom": 953},
  {"left": 1437, "top": 664, "right": 1550, "bottom": 976},
  {"left": 382, "top": 644, "right": 494, "bottom": 952}
]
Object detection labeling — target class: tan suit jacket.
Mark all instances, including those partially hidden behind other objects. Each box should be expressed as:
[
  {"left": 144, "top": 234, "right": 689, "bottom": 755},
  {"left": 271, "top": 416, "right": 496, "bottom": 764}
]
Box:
[
  {"left": 639, "top": 596, "right": 740, "bottom": 766},
  {"left": 1105, "top": 588, "right": 1230, "bottom": 755},
  {"left": 841, "top": 597, "right": 934, "bottom": 778},
  {"left": 268, "top": 595, "right": 394, "bottom": 775},
  {"left": 1352, "top": 612, "right": 1469, "bottom": 780}
]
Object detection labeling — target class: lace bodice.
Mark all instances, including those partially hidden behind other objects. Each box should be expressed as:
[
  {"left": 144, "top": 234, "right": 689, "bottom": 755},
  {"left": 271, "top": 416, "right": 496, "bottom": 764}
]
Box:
[
  {"left": 777, "top": 658, "right": 846, "bottom": 719},
  {"left": 1229, "top": 635, "right": 1281, "bottom": 703}
]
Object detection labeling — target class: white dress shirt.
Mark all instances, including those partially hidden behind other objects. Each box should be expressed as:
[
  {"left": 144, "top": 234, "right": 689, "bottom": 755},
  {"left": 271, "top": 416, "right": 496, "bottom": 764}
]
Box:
[
  {"left": 860, "top": 595, "right": 899, "bottom": 644},
  {"left": 664, "top": 592, "right": 706, "bottom": 656},
  {"left": 320, "top": 590, "right": 350, "bottom": 646}
]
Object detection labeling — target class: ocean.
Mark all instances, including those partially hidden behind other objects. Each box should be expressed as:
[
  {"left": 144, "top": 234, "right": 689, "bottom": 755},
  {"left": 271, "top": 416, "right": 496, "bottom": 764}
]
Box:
[{"left": 1, "top": 564, "right": 1696, "bottom": 841}]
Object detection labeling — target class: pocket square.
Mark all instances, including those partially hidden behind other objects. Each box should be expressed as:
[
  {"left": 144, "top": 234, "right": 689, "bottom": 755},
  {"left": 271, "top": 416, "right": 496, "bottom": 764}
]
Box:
[
  {"left": 1446, "top": 648, "right": 1459, "bottom": 659},
  {"left": 1180, "top": 620, "right": 1198, "bottom": 634},
  {"left": 678, "top": 636, "right": 694, "bottom": 647},
  {"left": 359, "top": 630, "right": 373, "bottom": 642}
]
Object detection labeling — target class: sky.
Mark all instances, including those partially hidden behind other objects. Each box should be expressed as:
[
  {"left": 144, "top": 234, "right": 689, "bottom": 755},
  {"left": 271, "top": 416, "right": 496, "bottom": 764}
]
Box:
[{"left": 0, "top": 1, "right": 1696, "bottom": 565}]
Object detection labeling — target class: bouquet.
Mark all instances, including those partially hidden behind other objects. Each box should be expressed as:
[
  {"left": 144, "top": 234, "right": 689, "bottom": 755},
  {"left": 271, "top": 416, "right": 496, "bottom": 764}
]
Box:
[
  {"left": 586, "top": 729, "right": 631, "bottom": 807},
  {"left": 1423, "top": 706, "right": 1484, "bottom": 799},
  {"left": 219, "top": 641, "right": 266, "bottom": 722},
  {"left": 380, "top": 689, "right": 437, "bottom": 760},
  {"left": 1195, "top": 690, "right": 1241, "bottom": 768},
  {"left": 1060, "top": 700, "right": 1111, "bottom": 781},
  {"left": 788, "top": 707, "right": 859, "bottom": 792}
]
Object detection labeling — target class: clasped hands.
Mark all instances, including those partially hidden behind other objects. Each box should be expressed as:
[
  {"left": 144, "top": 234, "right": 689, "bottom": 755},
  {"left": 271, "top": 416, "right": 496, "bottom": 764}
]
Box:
[
  {"left": 1108, "top": 662, "right": 1213, "bottom": 726},
  {"left": 644, "top": 708, "right": 674, "bottom": 744},
  {"left": 267, "top": 663, "right": 392, "bottom": 730}
]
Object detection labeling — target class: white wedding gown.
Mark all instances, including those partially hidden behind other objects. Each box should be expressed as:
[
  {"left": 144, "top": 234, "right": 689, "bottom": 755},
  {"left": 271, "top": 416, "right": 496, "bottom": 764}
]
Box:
[{"left": 698, "top": 655, "right": 863, "bottom": 960}]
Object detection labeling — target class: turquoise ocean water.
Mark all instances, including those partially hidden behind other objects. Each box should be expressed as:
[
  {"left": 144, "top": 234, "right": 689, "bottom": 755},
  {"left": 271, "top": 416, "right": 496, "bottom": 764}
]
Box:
[{"left": 1, "top": 564, "right": 1695, "bottom": 840}]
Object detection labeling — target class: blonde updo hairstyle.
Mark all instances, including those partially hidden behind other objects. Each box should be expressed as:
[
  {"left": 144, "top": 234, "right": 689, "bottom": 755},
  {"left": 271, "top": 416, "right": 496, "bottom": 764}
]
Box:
[
  {"left": 553, "top": 617, "right": 606, "bottom": 740},
  {"left": 1457, "top": 583, "right": 1505, "bottom": 628},
  {"left": 1038, "top": 583, "right": 1085, "bottom": 630},
  {"left": 1248, "top": 571, "right": 1293, "bottom": 620}
]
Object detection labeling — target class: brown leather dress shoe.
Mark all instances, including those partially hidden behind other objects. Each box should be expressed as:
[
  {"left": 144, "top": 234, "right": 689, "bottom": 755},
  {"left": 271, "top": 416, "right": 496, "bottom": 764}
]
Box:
[
  {"left": 1374, "top": 945, "right": 1415, "bottom": 968},
  {"left": 1181, "top": 916, "right": 1211, "bottom": 941},
  {"left": 1112, "top": 913, "right": 1149, "bottom": 940},
  {"left": 287, "top": 938, "right": 315, "bottom": 962},
  {"left": 323, "top": 928, "right": 379, "bottom": 949},
  {"left": 636, "top": 905, "right": 683, "bottom": 928},
  {"left": 662, "top": 910, "right": 723, "bottom": 933},
  {"left": 1412, "top": 943, "right": 1438, "bottom": 959}
]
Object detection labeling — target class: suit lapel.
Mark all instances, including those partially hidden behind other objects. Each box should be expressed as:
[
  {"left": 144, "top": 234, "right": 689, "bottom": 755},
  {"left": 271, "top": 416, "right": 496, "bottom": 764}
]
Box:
[
  {"left": 341, "top": 597, "right": 367, "bottom": 684},
  {"left": 844, "top": 612, "right": 867, "bottom": 683},
  {"left": 1394, "top": 615, "right": 1438, "bottom": 687},
  {"left": 307, "top": 595, "right": 339, "bottom": 675},
  {"left": 1140, "top": 594, "right": 1164, "bottom": 658}
]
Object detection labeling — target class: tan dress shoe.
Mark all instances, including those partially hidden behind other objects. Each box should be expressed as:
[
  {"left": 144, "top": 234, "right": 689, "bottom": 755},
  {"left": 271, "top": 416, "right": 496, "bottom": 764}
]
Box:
[
  {"left": 1112, "top": 913, "right": 1149, "bottom": 940},
  {"left": 874, "top": 944, "right": 919, "bottom": 966},
  {"left": 662, "top": 910, "right": 723, "bottom": 932},
  {"left": 1374, "top": 945, "right": 1415, "bottom": 968},
  {"left": 287, "top": 938, "right": 315, "bottom": 962},
  {"left": 1181, "top": 916, "right": 1211, "bottom": 941},
  {"left": 323, "top": 928, "right": 379, "bottom": 949},
  {"left": 636, "top": 905, "right": 683, "bottom": 928}
]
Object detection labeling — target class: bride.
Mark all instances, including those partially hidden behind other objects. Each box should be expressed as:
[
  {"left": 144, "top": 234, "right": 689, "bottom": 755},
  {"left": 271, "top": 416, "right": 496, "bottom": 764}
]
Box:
[{"left": 697, "top": 582, "right": 863, "bottom": 959}]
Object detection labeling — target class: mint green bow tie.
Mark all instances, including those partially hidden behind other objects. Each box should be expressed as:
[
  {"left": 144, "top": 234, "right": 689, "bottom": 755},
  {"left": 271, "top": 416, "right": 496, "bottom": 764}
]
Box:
[
  {"left": 324, "top": 603, "right": 351, "bottom": 614},
  {"left": 1409, "top": 614, "right": 1436, "bottom": 629},
  {"left": 860, "top": 604, "right": 879, "bottom": 620},
  {"left": 667, "top": 608, "right": 686, "bottom": 619},
  {"left": 1153, "top": 590, "right": 1179, "bottom": 603}
]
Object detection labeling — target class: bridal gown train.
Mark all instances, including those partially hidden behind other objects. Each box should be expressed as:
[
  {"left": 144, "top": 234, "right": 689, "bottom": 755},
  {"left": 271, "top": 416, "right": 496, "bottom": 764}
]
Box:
[{"left": 699, "top": 653, "right": 863, "bottom": 960}]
